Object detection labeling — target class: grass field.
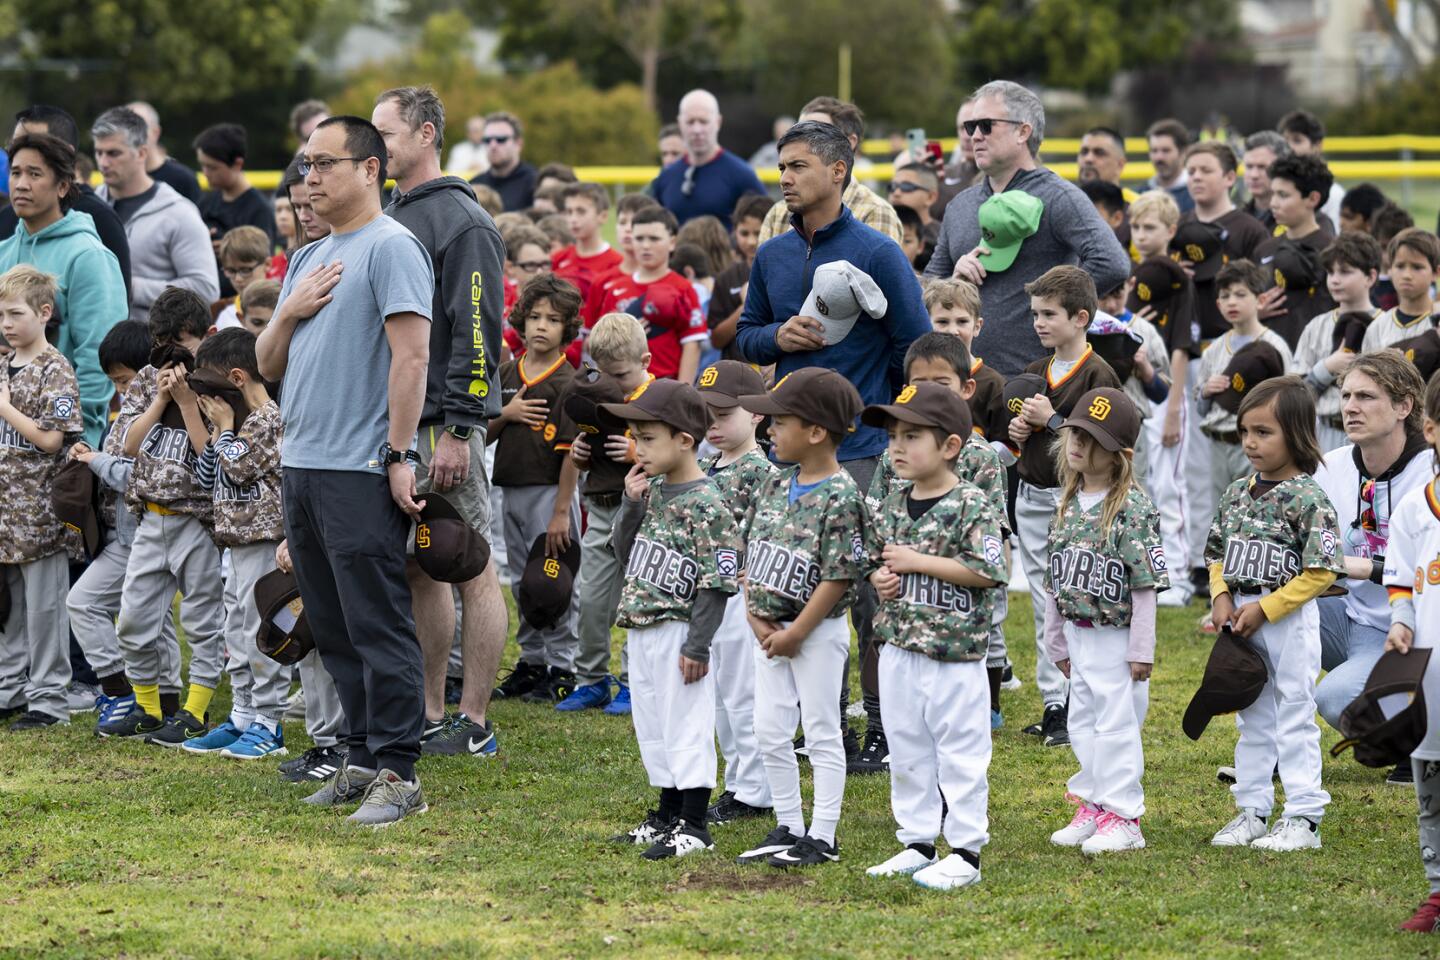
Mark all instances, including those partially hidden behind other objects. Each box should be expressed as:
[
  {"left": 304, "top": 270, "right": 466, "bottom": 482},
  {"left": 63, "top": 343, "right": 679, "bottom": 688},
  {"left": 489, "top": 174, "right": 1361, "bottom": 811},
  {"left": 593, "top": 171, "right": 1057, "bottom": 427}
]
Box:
[{"left": 0, "top": 592, "right": 1434, "bottom": 960}]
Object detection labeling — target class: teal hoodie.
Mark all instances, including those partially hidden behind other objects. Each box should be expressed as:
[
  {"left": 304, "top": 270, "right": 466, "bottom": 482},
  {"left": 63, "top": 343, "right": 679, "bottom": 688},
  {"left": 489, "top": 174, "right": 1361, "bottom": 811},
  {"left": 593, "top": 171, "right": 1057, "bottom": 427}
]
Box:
[{"left": 0, "top": 210, "right": 128, "bottom": 445}]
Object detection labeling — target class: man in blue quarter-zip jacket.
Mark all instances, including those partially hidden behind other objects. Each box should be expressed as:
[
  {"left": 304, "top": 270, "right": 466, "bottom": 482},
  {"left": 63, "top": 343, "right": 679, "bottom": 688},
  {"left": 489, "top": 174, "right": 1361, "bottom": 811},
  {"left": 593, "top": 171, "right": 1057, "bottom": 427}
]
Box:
[{"left": 736, "top": 120, "right": 930, "bottom": 478}]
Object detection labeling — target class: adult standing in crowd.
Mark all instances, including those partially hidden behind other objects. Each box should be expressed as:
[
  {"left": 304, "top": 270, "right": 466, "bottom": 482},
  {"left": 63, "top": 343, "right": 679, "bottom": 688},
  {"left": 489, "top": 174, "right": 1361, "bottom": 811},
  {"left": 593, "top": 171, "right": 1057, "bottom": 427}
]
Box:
[
  {"left": 1145, "top": 118, "right": 1194, "bottom": 213},
  {"left": 1312, "top": 353, "right": 1432, "bottom": 784},
  {"left": 256, "top": 115, "right": 434, "bottom": 825},
  {"left": 925, "top": 80, "right": 1129, "bottom": 375},
  {"left": 1, "top": 105, "right": 131, "bottom": 297},
  {"left": 1077, "top": 127, "right": 1134, "bottom": 199},
  {"left": 756, "top": 97, "right": 902, "bottom": 245},
  {"left": 290, "top": 99, "right": 330, "bottom": 145},
  {"left": 649, "top": 89, "right": 764, "bottom": 231},
  {"left": 373, "top": 86, "right": 508, "bottom": 758},
  {"left": 125, "top": 101, "right": 202, "bottom": 205},
  {"left": 91, "top": 107, "right": 217, "bottom": 321},
  {"left": 468, "top": 112, "right": 537, "bottom": 212},
  {"left": 0, "top": 134, "right": 128, "bottom": 445}
]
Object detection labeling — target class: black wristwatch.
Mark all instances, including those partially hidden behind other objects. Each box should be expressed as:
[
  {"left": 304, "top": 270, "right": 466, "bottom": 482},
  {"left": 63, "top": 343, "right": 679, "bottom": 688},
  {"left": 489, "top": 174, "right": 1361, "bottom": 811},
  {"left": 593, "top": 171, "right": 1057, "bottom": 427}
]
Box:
[
  {"left": 1046, "top": 412, "right": 1065, "bottom": 433},
  {"left": 378, "top": 442, "right": 419, "bottom": 467},
  {"left": 445, "top": 424, "right": 473, "bottom": 442}
]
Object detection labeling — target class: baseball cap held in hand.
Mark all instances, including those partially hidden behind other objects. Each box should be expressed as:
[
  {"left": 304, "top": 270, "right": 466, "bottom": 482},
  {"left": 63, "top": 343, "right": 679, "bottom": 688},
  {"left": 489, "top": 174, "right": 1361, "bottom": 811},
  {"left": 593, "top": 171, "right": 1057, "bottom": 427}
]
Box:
[
  {"left": 1330, "top": 647, "right": 1433, "bottom": 768},
  {"left": 739, "top": 367, "right": 863, "bottom": 437},
  {"left": 253, "top": 568, "right": 314, "bottom": 665},
  {"left": 517, "top": 534, "right": 581, "bottom": 630},
  {"left": 977, "top": 192, "right": 1043, "bottom": 272},
  {"left": 415, "top": 493, "right": 491, "bottom": 583},
  {"left": 51, "top": 459, "right": 102, "bottom": 559},
  {"left": 1182, "top": 626, "right": 1269, "bottom": 740},
  {"left": 799, "top": 261, "right": 889, "bottom": 345}
]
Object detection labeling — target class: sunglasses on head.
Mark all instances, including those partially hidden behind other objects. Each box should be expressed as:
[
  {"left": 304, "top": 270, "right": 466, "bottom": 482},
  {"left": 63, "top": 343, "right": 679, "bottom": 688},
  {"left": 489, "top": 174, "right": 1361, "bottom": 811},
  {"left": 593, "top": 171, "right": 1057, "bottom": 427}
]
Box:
[{"left": 962, "top": 117, "right": 1023, "bottom": 137}]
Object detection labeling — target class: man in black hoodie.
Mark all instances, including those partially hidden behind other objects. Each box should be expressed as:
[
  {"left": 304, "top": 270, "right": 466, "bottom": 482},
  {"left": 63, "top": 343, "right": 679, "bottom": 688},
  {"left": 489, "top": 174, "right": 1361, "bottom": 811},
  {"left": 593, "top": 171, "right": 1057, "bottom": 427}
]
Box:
[{"left": 373, "top": 86, "right": 508, "bottom": 759}]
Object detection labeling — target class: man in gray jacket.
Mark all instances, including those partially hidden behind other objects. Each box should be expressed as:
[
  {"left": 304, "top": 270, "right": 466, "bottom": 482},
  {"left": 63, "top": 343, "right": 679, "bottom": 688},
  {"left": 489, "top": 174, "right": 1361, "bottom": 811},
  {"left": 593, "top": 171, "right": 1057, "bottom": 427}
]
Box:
[
  {"left": 925, "top": 81, "right": 1129, "bottom": 376},
  {"left": 372, "top": 87, "right": 508, "bottom": 758},
  {"left": 92, "top": 107, "right": 217, "bottom": 322}
]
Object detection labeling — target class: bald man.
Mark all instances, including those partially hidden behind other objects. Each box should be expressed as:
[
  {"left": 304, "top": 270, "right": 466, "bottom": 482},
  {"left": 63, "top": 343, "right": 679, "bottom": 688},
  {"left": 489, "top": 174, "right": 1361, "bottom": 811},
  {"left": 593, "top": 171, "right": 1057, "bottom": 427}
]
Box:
[
  {"left": 125, "top": 101, "right": 202, "bottom": 205},
  {"left": 647, "top": 89, "right": 764, "bottom": 230}
]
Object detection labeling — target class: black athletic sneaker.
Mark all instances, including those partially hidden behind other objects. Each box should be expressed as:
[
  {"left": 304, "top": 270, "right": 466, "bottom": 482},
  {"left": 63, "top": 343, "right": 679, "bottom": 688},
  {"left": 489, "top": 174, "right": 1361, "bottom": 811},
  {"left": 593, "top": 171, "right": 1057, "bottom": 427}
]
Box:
[
  {"left": 0, "top": 703, "right": 26, "bottom": 723},
  {"left": 1388, "top": 763, "right": 1415, "bottom": 786},
  {"left": 612, "top": 810, "right": 674, "bottom": 846},
  {"left": 843, "top": 725, "right": 861, "bottom": 764},
  {"left": 707, "top": 791, "right": 772, "bottom": 825},
  {"left": 9, "top": 710, "right": 62, "bottom": 731},
  {"left": 767, "top": 835, "right": 840, "bottom": 868},
  {"left": 521, "top": 667, "right": 576, "bottom": 704},
  {"left": 1040, "top": 703, "right": 1069, "bottom": 747},
  {"left": 97, "top": 709, "right": 165, "bottom": 739},
  {"left": 420, "top": 715, "right": 448, "bottom": 746},
  {"left": 736, "top": 825, "right": 804, "bottom": 864},
  {"left": 421, "top": 714, "right": 497, "bottom": 757},
  {"left": 279, "top": 745, "right": 347, "bottom": 783},
  {"left": 492, "top": 660, "right": 546, "bottom": 701},
  {"left": 643, "top": 819, "right": 714, "bottom": 860},
  {"left": 848, "top": 729, "right": 889, "bottom": 775},
  {"left": 146, "top": 709, "right": 208, "bottom": 748},
  {"left": 792, "top": 733, "right": 809, "bottom": 758}
]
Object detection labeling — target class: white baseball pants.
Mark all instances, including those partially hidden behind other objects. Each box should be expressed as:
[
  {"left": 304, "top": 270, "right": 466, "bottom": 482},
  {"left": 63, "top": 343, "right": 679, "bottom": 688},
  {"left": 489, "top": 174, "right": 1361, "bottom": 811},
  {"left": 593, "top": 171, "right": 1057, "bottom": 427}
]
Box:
[
  {"left": 712, "top": 593, "right": 771, "bottom": 807},
  {"left": 1063, "top": 622, "right": 1149, "bottom": 821},
  {"left": 628, "top": 621, "right": 716, "bottom": 791}
]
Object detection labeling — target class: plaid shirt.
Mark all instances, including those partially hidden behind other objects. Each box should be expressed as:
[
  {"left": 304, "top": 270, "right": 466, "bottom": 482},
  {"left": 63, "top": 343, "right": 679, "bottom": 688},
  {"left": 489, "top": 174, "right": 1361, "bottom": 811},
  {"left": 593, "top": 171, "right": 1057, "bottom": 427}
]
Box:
[{"left": 758, "top": 181, "right": 905, "bottom": 246}]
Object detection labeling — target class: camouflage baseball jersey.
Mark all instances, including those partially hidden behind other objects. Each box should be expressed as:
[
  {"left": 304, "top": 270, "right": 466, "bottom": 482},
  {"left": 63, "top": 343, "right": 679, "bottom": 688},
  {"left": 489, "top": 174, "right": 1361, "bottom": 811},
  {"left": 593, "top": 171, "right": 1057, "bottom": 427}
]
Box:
[
  {"left": 744, "top": 466, "right": 868, "bottom": 622},
  {"left": 866, "top": 436, "right": 1008, "bottom": 531},
  {"left": 868, "top": 481, "right": 1007, "bottom": 662},
  {"left": 0, "top": 345, "right": 83, "bottom": 563},
  {"left": 195, "top": 400, "right": 284, "bottom": 547},
  {"left": 616, "top": 477, "right": 740, "bottom": 628},
  {"left": 1205, "top": 473, "right": 1346, "bottom": 594},
  {"left": 700, "top": 447, "right": 775, "bottom": 543},
  {"left": 118, "top": 365, "right": 212, "bottom": 521},
  {"left": 1044, "top": 486, "right": 1170, "bottom": 627}
]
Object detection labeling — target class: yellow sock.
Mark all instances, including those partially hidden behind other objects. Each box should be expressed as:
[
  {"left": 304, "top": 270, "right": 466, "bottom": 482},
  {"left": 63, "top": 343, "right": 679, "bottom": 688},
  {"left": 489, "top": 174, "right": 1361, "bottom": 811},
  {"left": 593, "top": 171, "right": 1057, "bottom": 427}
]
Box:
[
  {"left": 183, "top": 684, "right": 215, "bottom": 720},
  {"left": 134, "top": 684, "right": 162, "bottom": 719}
]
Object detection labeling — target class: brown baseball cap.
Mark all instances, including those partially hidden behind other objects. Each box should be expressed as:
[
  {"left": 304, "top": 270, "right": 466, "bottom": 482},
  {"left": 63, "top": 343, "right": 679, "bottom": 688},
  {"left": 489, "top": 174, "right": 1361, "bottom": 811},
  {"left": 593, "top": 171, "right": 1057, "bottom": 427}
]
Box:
[
  {"left": 1396, "top": 328, "right": 1440, "bottom": 383},
  {"left": 415, "top": 493, "right": 491, "bottom": 583},
  {"left": 738, "top": 367, "right": 863, "bottom": 436},
  {"left": 1216, "top": 340, "right": 1287, "bottom": 415},
  {"left": 600, "top": 377, "right": 710, "bottom": 444},
  {"left": 696, "top": 360, "right": 768, "bottom": 408},
  {"left": 1061, "top": 387, "right": 1141, "bottom": 452},
  {"left": 860, "top": 381, "right": 973, "bottom": 439},
  {"left": 1001, "top": 372, "right": 1046, "bottom": 419},
  {"left": 51, "top": 459, "right": 102, "bottom": 559},
  {"left": 187, "top": 367, "right": 251, "bottom": 429},
  {"left": 1331, "top": 647, "right": 1434, "bottom": 768},
  {"left": 253, "top": 568, "right": 314, "bottom": 665},
  {"left": 1182, "top": 626, "right": 1269, "bottom": 740}
]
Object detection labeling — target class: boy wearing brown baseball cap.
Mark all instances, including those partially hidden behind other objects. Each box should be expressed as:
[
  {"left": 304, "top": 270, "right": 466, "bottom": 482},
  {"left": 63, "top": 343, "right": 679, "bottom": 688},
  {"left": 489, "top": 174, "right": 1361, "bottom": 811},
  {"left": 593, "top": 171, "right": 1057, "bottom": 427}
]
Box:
[
  {"left": 599, "top": 378, "right": 742, "bottom": 860},
  {"left": 733, "top": 367, "right": 869, "bottom": 869}
]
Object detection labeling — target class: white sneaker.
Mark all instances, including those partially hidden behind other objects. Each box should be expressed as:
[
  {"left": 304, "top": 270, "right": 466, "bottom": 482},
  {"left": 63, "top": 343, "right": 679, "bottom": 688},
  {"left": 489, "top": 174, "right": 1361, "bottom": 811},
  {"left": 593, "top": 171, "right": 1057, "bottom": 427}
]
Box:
[
  {"left": 1051, "top": 802, "right": 1101, "bottom": 847},
  {"left": 1216, "top": 766, "right": 1237, "bottom": 784},
  {"left": 1252, "top": 817, "right": 1321, "bottom": 852},
  {"left": 912, "top": 853, "right": 981, "bottom": 890},
  {"left": 1211, "top": 809, "right": 1269, "bottom": 847},
  {"left": 867, "top": 847, "right": 938, "bottom": 877},
  {"left": 1081, "top": 812, "right": 1146, "bottom": 854},
  {"left": 1157, "top": 589, "right": 1192, "bottom": 608}
]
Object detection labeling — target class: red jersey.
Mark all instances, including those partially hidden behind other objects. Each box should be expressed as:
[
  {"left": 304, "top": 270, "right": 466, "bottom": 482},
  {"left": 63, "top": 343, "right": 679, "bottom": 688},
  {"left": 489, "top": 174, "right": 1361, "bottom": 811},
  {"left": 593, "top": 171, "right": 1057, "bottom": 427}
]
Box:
[
  {"left": 551, "top": 244, "right": 622, "bottom": 303},
  {"left": 575, "top": 270, "right": 707, "bottom": 379}
]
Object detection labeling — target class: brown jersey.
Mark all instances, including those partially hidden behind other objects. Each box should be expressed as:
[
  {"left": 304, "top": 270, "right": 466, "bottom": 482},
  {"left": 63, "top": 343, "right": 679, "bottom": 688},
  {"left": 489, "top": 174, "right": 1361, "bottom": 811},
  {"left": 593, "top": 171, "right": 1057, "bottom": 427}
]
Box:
[
  {"left": 968, "top": 356, "right": 1009, "bottom": 442},
  {"left": 492, "top": 355, "right": 578, "bottom": 488},
  {"left": 0, "top": 346, "right": 83, "bottom": 563},
  {"left": 1188, "top": 209, "right": 1270, "bottom": 342},
  {"left": 1017, "top": 347, "right": 1121, "bottom": 490}
]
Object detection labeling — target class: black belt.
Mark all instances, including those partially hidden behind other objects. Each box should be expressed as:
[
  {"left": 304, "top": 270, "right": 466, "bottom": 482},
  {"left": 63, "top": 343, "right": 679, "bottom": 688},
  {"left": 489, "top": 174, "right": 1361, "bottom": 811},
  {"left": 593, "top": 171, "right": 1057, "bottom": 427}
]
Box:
[{"left": 586, "top": 491, "right": 622, "bottom": 508}]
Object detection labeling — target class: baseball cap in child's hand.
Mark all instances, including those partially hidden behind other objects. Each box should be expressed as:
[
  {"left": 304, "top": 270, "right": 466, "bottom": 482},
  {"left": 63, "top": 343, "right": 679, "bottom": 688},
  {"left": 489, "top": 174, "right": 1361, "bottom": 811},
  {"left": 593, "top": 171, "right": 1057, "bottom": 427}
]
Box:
[
  {"left": 1001, "top": 372, "right": 1046, "bottom": 420},
  {"left": 1215, "top": 341, "right": 1286, "bottom": 415},
  {"left": 1182, "top": 626, "right": 1269, "bottom": 740},
  {"left": 1170, "top": 220, "right": 1228, "bottom": 282},
  {"left": 861, "top": 381, "right": 973, "bottom": 440},
  {"left": 976, "top": 192, "right": 1044, "bottom": 272},
  {"left": 1394, "top": 328, "right": 1440, "bottom": 381},
  {"left": 517, "top": 534, "right": 581, "bottom": 630},
  {"left": 738, "top": 367, "right": 863, "bottom": 437}
]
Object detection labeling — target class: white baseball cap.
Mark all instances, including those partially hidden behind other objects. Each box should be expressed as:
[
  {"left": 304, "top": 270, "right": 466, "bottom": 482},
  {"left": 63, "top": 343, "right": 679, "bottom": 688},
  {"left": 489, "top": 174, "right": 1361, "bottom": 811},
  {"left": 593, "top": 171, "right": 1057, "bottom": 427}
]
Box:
[{"left": 799, "top": 260, "right": 888, "bottom": 346}]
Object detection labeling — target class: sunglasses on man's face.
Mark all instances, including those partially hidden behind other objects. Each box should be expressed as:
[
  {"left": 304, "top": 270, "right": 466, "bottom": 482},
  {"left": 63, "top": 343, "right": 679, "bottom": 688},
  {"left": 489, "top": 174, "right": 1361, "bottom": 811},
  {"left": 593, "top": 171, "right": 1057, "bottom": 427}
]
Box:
[
  {"left": 483, "top": 135, "right": 513, "bottom": 145},
  {"left": 962, "top": 117, "right": 1023, "bottom": 137},
  {"left": 889, "top": 181, "right": 926, "bottom": 194}
]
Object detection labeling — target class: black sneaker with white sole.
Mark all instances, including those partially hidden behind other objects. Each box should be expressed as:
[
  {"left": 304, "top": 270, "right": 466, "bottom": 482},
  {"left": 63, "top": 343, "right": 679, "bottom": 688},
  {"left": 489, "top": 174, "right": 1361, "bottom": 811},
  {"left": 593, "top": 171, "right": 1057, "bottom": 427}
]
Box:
[
  {"left": 145, "top": 709, "right": 208, "bottom": 748},
  {"left": 612, "top": 811, "right": 674, "bottom": 846},
  {"left": 707, "top": 791, "right": 773, "bottom": 825},
  {"left": 1388, "top": 763, "right": 1416, "bottom": 786},
  {"left": 279, "top": 745, "right": 347, "bottom": 783},
  {"left": 421, "top": 714, "right": 497, "bottom": 757},
  {"left": 848, "top": 730, "right": 889, "bottom": 775},
  {"left": 642, "top": 819, "right": 714, "bottom": 860},
  {"left": 736, "top": 825, "right": 804, "bottom": 864},
  {"left": 420, "top": 715, "right": 448, "bottom": 746},
  {"left": 767, "top": 835, "right": 840, "bottom": 868},
  {"left": 1040, "top": 704, "right": 1069, "bottom": 747}
]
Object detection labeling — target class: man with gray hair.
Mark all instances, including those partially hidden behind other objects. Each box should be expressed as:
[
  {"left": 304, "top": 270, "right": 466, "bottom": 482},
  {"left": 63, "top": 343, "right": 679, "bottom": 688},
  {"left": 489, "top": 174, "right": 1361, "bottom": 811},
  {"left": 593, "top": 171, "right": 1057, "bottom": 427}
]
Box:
[
  {"left": 92, "top": 107, "right": 217, "bottom": 321},
  {"left": 371, "top": 86, "right": 509, "bottom": 759},
  {"left": 1242, "top": 130, "right": 1296, "bottom": 233},
  {"left": 125, "top": 101, "right": 202, "bottom": 204},
  {"left": 649, "top": 89, "right": 764, "bottom": 230}
]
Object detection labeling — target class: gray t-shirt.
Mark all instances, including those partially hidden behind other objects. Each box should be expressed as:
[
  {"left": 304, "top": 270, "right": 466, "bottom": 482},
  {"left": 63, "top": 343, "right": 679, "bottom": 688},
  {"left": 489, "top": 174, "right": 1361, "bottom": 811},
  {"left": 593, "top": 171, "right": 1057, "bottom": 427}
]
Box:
[{"left": 277, "top": 215, "right": 434, "bottom": 472}]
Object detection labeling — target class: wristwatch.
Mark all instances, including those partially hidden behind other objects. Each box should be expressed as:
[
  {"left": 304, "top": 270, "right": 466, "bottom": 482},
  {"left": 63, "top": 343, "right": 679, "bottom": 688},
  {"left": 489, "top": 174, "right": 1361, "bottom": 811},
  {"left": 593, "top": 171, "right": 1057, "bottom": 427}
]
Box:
[
  {"left": 1046, "top": 412, "right": 1065, "bottom": 433},
  {"left": 378, "top": 442, "right": 419, "bottom": 467},
  {"left": 445, "top": 424, "right": 473, "bottom": 442}
]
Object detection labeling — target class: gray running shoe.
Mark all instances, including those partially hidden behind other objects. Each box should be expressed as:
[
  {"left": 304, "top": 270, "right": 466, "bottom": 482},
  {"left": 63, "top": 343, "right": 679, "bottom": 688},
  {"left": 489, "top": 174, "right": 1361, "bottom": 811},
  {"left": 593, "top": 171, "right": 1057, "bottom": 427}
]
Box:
[
  {"left": 303, "top": 763, "right": 376, "bottom": 806},
  {"left": 346, "top": 770, "right": 428, "bottom": 826}
]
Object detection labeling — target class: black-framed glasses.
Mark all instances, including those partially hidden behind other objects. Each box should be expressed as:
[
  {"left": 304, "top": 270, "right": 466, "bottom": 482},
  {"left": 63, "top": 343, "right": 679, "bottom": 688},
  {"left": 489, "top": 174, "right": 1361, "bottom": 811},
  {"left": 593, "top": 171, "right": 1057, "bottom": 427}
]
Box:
[
  {"left": 962, "top": 117, "right": 1023, "bottom": 137},
  {"left": 483, "top": 135, "right": 512, "bottom": 145},
  {"left": 889, "top": 181, "right": 926, "bottom": 194},
  {"left": 297, "top": 157, "right": 365, "bottom": 176}
]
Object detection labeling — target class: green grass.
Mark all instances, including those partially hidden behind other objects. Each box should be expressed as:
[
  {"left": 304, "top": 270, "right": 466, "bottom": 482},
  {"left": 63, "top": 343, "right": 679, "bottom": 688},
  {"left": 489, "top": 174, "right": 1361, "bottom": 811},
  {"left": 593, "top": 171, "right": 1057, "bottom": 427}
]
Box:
[{"left": 1, "top": 592, "right": 1433, "bottom": 960}]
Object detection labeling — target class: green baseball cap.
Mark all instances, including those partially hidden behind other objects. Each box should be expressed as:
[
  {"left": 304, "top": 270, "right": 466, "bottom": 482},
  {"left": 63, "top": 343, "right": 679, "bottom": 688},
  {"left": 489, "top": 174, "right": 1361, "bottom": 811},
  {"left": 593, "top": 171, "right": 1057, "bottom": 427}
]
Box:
[{"left": 977, "top": 192, "right": 1044, "bottom": 272}]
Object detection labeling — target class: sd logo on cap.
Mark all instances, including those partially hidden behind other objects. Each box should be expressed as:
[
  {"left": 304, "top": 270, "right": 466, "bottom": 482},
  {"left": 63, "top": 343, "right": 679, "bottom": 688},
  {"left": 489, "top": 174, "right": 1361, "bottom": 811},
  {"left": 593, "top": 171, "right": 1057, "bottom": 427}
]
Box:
[
  {"left": 253, "top": 568, "right": 314, "bottom": 665},
  {"left": 517, "top": 535, "right": 581, "bottom": 630},
  {"left": 415, "top": 493, "right": 491, "bottom": 583}
]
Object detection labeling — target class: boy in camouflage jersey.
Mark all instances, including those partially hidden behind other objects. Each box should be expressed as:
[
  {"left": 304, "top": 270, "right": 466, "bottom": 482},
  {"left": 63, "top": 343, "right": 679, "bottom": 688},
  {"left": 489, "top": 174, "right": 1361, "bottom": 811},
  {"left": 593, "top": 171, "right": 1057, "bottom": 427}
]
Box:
[
  {"left": 735, "top": 368, "right": 867, "bottom": 869},
  {"left": 101, "top": 289, "right": 227, "bottom": 745},
  {"left": 0, "top": 266, "right": 83, "bottom": 728},
  {"left": 860, "top": 382, "right": 1006, "bottom": 890},
  {"left": 695, "top": 361, "right": 776, "bottom": 825},
  {"left": 183, "top": 329, "right": 290, "bottom": 760},
  {"left": 600, "top": 379, "right": 740, "bottom": 860},
  {"left": 1205, "top": 377, "right": 1345, "bottom": 852}
]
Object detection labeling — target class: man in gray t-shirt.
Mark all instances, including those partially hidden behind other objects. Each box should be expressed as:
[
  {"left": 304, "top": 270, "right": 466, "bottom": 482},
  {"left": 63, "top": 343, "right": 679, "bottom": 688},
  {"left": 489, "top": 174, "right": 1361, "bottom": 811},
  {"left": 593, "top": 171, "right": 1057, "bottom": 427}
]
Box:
[{"left": 257, "top": 115, "right": 434, "bottom": 827}]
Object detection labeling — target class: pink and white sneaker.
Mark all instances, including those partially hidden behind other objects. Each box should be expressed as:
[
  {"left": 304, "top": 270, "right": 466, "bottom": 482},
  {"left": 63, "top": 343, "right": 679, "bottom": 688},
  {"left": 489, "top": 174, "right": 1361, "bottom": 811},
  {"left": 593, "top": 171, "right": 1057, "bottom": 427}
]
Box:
[
  {"left": 1050, "top": 801, "right": 1101, "bottom": 847},
  {"left": 1081, "top": 811, "right": 1146, "bottom": 854}
]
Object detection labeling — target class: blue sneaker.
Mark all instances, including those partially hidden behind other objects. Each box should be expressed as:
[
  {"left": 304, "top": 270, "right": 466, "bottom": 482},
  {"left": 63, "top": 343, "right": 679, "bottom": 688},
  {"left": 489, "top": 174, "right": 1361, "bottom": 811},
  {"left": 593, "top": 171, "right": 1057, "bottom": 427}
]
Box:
[
  {"left": 603, "top": 683, "right": 631, "bottom": 716},
  {"left": 555, "top": 680, "right": 612, "bottom": 712},
  {"left": 95, "top": 694, "right": 136, "bottom": 730},
  {"left": 991, "top": 709, "right": 1004, "bottom": 731},
  {"left": 182, "top": 720, "right": 245, "bottom": 754},
  {"left": 220, "top": 721, "right": 287, "bottom": 760}
]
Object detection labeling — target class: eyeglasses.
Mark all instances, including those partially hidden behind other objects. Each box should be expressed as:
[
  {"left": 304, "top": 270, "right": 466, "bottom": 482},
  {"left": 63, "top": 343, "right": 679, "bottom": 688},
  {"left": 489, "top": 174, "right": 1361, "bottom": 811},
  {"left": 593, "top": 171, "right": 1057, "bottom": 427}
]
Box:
[
  {"left": 962, "top": 117, "right": 1024, "bottom": 137},
  {"left": 222, "top": 262, "right": 265, "bottom": 278},
  {"left": 483, "top": 135, "right": 513, "bottom": 145},
  {"left": 889, "top": 181, "right": 926, "bottom": 194},
  {"left": 515, "top": 260, "right": 548, "bottom": 274},
  {"left": 297, "top": 157, "right": 364, "bottom": 176}
]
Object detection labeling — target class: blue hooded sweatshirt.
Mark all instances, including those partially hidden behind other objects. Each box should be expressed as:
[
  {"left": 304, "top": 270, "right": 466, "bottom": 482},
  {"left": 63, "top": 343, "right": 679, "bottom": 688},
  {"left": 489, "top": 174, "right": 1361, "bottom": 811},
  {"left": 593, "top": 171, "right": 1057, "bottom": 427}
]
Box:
[
  {"left": 0, "top": 210, "right": 129, "bottom": 445},
  {"left": 735, "top": 205, "right": 931, "bottom": 460}
]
